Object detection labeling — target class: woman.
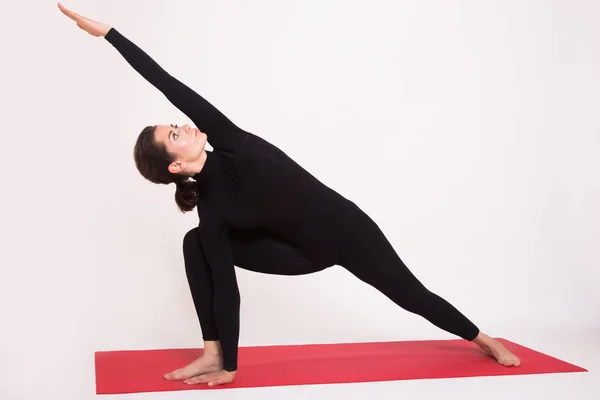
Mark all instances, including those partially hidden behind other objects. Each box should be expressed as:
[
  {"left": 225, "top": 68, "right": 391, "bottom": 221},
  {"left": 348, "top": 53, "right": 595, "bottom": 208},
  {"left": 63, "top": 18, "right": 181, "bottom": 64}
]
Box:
[{"left": 58, "top": 3, "right": 520, "bottom": 387}]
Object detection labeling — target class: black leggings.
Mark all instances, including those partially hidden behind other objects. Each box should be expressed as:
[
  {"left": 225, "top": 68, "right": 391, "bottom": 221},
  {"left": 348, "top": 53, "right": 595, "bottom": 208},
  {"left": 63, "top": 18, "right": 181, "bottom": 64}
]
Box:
[{"left": 182, "top": 206, "right": 480, "bottom": 343}]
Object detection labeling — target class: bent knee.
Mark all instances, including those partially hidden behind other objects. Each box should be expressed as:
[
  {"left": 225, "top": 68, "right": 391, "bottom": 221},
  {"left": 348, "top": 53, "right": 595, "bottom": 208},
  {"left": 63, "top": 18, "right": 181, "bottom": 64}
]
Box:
[{"left": 183, "top": 227, "right": 200, "bottom": 252}]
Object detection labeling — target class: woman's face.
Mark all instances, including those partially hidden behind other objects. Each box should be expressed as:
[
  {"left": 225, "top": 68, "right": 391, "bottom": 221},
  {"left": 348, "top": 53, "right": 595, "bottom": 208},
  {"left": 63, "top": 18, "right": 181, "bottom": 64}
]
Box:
[{"left": 154, "top": 124, "right": 208, "bottom": 174}]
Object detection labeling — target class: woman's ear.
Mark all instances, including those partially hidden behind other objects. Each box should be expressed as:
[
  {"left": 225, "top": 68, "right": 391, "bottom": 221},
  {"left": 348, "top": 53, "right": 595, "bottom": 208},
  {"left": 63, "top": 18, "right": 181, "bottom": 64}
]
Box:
[{"left": 168, "top": 160, "right": 185, "bottom": 174}]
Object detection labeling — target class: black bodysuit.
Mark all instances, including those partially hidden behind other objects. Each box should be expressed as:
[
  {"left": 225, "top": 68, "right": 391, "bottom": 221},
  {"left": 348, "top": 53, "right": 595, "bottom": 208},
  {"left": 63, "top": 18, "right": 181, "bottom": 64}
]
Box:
[{"left": 105, "top": 28, "right": 480, "bottom": 372}]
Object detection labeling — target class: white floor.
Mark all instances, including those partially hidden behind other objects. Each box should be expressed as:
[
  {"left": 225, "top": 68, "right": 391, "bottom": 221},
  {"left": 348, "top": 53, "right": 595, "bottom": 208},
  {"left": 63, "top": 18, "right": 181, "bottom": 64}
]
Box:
[
  {"left": 7, "top": 329, "right": 595, "bottom": 400},
  {"left": 0, "top": 326, "right": 596, "bottom": 400},
  {"left": 107, "top": 330, "right": 597, "bottom": 400}
]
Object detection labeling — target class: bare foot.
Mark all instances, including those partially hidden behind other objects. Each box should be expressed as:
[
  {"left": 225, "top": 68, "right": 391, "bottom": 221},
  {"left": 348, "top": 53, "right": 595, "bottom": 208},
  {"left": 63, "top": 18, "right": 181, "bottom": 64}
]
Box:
[
  {"left": 473, "top": 333, "right": 521, "bottom": 367},
  {"left": 164, "top": 353, "right": 223, "bottom": 381}
]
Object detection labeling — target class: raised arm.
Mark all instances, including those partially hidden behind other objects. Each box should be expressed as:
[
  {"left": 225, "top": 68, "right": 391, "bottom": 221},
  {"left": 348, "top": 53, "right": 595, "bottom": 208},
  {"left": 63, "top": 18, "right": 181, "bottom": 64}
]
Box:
[
  {"left": 58, "top": 3, "right": 246, "bottom": 151},
  {"left": 103, "top": 28, "right": 238, "bottom": 136}
]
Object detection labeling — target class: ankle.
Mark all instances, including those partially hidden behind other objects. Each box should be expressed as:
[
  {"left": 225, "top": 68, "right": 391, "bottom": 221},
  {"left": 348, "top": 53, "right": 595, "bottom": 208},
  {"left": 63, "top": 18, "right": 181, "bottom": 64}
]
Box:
[
  {"left": 472, "top": 332, "right": 492, "bottom": 347},
  {"left": 202, "top": 340, "right": 222, "bottom": 357}
]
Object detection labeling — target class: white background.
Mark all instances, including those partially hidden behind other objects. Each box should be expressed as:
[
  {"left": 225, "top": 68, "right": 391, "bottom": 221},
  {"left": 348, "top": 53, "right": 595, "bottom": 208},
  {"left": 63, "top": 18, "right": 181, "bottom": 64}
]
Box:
[{"left": 1, "top": 0, "right": 598, "bottom": 399}]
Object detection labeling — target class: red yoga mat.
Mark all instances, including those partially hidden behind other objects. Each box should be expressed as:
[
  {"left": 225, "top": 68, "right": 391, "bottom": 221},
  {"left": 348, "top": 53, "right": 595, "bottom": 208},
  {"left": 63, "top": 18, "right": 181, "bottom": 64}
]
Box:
[{"left": 95, "top": 338, "right": 587, "bottom": 394}]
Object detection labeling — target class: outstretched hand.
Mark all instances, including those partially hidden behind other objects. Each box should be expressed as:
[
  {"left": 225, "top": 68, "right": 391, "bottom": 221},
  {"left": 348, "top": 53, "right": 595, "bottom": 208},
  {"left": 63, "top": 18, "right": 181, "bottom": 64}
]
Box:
[
  {"left": 57, "top": 2, "right": 111, "bottom": 37},
  {"left": 183, "top": 369, "right": 236, "bottom": 387}
]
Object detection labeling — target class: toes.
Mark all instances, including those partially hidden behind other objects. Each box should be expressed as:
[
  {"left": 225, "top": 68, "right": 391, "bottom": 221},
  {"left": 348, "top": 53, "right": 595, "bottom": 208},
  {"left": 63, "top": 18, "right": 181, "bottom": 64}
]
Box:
[
  {"left": 498, "top": 355, "right": 520, "bottom": 367},
  {"left": 163, "top": 372, "right": 175, "bottom": 380},
  {"left": 164, "top": 368, "right": 188, "bottom": 381}
]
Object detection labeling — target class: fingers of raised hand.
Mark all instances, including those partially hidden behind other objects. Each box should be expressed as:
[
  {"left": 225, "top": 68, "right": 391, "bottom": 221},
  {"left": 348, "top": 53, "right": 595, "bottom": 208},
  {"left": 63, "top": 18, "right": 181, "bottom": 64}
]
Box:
[{"left": 57, "top": 3, "right": 81, "bottom": 21}]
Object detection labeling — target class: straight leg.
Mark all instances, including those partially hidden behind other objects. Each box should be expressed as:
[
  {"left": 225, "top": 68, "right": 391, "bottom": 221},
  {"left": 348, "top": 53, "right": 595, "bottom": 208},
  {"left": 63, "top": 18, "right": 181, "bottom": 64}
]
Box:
[
  {"left": 335, "top": 206, "right": 520, "bottom": 366},
  {"left": 336, "top": 206, "right": 480, "bottom": 340}
]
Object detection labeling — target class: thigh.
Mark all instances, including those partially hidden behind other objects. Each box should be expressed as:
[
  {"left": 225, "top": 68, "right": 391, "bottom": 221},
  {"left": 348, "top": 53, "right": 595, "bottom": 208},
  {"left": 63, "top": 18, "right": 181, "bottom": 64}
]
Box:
[
  {"left": 336, "top": 207, "right": 422, "bottom": 287},
  {"left": 228, "top": 228, "right": 324, "bottom": 276}
]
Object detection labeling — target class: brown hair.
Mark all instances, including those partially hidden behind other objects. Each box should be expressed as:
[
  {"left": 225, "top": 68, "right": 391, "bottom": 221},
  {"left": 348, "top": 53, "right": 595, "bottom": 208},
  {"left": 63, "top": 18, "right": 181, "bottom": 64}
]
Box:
[{"left": 133, "top": 125, "right": 197, "bottom": 213}]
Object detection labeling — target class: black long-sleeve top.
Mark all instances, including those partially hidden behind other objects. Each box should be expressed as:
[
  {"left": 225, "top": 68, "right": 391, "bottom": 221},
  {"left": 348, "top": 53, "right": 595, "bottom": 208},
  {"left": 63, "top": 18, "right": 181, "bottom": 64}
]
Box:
[{"left": 105, "top": 28, "right": 356, "bottom": 371}]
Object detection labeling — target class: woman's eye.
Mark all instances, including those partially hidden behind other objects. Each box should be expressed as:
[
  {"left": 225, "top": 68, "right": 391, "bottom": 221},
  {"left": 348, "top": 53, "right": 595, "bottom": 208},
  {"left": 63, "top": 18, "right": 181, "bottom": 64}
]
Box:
[{"left": 173, "top": 133, "right": 179, "bottom": 140}]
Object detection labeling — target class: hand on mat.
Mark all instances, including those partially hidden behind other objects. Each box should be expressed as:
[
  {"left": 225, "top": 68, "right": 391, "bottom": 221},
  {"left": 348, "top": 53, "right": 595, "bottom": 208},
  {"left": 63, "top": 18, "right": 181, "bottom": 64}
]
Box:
[
  {"left": 183, "top": 369, "right": 236, "bottom": 386},
  {"left": 57, "top": 3, "right": 111, "bottom": 37}
]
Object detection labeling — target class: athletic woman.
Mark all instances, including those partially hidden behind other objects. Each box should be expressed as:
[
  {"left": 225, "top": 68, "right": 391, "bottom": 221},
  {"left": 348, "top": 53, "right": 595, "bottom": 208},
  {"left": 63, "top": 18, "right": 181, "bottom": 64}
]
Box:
[{"left": 58, "top": 3, "right": 521, "bottom": 387}]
